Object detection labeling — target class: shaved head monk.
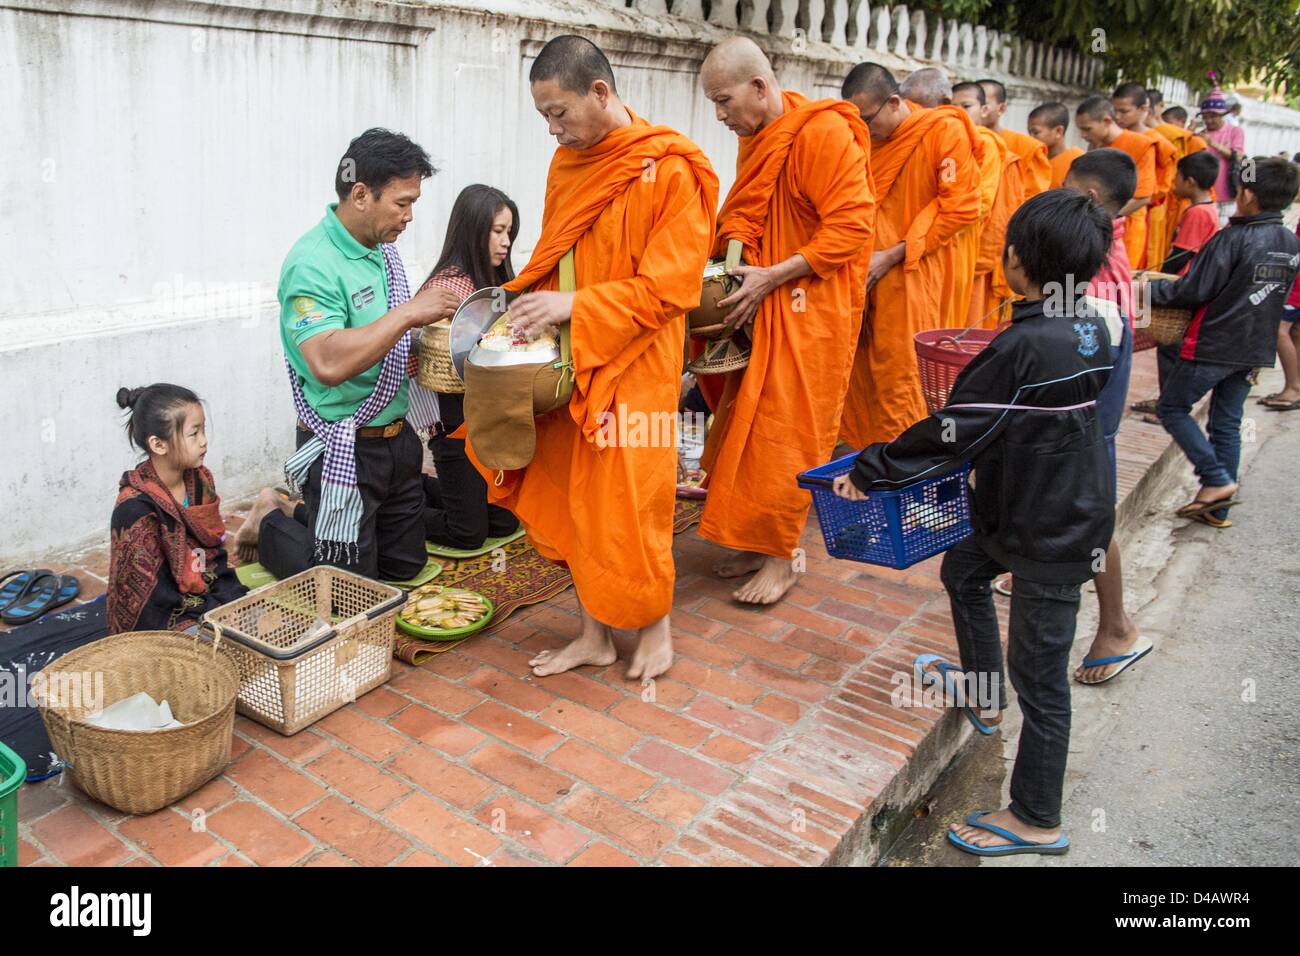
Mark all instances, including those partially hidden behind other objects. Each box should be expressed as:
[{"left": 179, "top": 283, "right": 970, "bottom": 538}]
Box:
[
  {"left": 1028, "top": 101, "right": 1084, "bottom": 189},
  {"left": 900, "top": 67, "right": 952, "bottom": 108},
  {"left": 466, "top": 35, "right": 718, "bottom": 679},
  {"left": 953, "top": 80, "right": 1021, "bottom": 328},
  {"left": 1076, "top": 94, "right": 1155, "bottom": 270},
  {"left": 1113, "top": 82, "right": 1177, "bottom": 269},
  {"left": 696, "top": 36, "right": 874, "bottom": 604},
  {"left": 978, "top": 78, "right": 1051, "bottom": 199},
  {"left": 839, "top": 62, "right": 981, "bottom": 446}
]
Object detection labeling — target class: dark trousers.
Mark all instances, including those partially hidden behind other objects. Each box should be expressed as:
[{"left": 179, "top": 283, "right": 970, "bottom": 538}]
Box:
[
  {"left": 424, "top": 393, "right": 518, "bottom": 549},
  {"left": 1156, "top": 360, "right": 1252, "bottom": 511},
  {"left": 940, "top": 535, "right": 1083, "bottom": 829},
  {"left": 259, "top": 421, "right": 427, "bottom": 582}
]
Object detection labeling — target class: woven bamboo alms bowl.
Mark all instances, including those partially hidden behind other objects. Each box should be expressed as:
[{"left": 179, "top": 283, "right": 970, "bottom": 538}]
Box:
[{"left": 33, "top": 631, "right": 239, "bottom": 814}]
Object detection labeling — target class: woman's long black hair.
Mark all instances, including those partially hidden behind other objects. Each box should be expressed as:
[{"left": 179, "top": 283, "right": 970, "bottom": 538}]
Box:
[{"left": 425, "top": 184, "right": 520, "bottom": 291}]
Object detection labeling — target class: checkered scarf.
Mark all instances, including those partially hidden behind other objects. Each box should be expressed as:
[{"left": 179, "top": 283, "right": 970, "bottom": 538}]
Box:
[{"left": 284, "top": 243, "right": 439, "bottom": 562}]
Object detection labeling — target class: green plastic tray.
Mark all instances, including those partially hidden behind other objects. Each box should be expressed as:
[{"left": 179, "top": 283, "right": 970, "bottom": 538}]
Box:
[
  {"left": 396, "top": 594, "right": 495, "bottom": 642},
  {"left": 0, "top": 740, "right": 26, "bottom": 868}
]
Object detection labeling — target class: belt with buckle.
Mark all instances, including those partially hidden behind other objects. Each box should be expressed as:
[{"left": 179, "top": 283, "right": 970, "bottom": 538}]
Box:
[{"left": 297, "top": 418, "right": 405, "bottom": 440}]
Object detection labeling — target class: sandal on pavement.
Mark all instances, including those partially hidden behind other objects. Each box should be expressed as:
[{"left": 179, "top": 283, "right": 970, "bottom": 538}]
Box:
[
  {"left": 915, "top": 654, "right": 999, "bottom": 735},
  {"left": 947, "top": 811, "right": 1070, "bottom": 857},
  {"left": 1190, "top": 511, "right": 1232, "bottom": 529},
  {"left": 1177, "top": 497, "right": 1241, "bottom": 519},
  {"left": 1075, "top": 638, "right": 1154, "bottom": 685}
]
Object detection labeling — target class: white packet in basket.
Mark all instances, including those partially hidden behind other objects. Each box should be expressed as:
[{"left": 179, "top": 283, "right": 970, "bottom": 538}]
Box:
[{"left": 85, "top": 692, "right": 185, "bottom": 731}]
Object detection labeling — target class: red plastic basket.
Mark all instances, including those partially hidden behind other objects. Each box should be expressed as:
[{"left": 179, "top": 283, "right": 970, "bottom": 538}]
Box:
[{"left": 914, "top": 328, "right": 1002, "bottom": 413}]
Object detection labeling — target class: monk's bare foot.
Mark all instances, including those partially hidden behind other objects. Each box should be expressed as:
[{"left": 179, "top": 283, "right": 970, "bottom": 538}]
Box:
[
  {"left": 233, "top": 488, "right": 289, "bottom": 564},
  {"left": 713, "top": 549, "right": 765, "bottom": 578},
  {"left": 626, "top": 615, "right": 673, "bottom": 681},
  {"left": 529, "top": 609, "right": 616, "bottom": 677},
  {"left": 733, "top": 555, "right": 799, "bottom": 605},
  {"left": 949, "top": 807, "right": 1061, "bottom": 850}
]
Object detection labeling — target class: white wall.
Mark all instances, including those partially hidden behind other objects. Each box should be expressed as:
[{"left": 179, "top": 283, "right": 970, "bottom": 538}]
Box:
[{"left": 3, "top": 0, "right": 1299, "bottom": 563}]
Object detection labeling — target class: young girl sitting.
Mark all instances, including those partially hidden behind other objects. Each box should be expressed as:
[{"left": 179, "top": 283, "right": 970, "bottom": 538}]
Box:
[{"left": 107, "top": 383, "right": 247, "bottom": 633}]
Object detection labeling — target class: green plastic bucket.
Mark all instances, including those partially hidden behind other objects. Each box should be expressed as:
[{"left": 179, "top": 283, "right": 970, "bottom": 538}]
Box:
[{"left": 0, "top": 741, "right": 25, "bottom": 867}]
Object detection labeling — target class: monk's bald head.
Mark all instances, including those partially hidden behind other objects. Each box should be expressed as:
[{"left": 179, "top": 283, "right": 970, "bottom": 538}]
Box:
[
  {"left": 1075, "top": 95, "right": 1118, "bottom": 149},
  {"left": 842, "top": 62, "right": 906, "bottom": 141},
  {"left": 900, "top": 68, "right": 951, "bottom": 108},
  {"left": 701, "top": 36, "right": 784, "bottom": 137},
  {"left": 529, "top": 35, "right": 628, "bottom": 151}
]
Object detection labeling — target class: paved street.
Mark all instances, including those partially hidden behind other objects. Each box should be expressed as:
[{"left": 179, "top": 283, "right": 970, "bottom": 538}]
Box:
[{"left": 886, "top": 380, "right": 1300, "bottom": 867}]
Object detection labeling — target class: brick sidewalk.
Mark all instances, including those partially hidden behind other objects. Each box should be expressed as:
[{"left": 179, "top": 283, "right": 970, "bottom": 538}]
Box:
[{"left": 15, "top": 351, "right": 1172, "bottom": 867}]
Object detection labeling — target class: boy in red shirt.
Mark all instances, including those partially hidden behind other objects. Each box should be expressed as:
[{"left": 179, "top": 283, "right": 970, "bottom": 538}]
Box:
[{"left": 1163, "top": 152, "right": 1221, "bottom": 276}]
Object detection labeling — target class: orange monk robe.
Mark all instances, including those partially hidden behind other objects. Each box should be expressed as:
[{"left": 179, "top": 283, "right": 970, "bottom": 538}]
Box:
[
  {"left": 1049, "top": 145, "right": 1084, "bottom": 188},
  {"left": 944, "top": 125, "right": 991, "bottom": 328},
  {"left": 698, "top": 93, "right": 874, "bottom": 559},
  {"left": 464, "top": 114, "right": 718, "bottom": 629},
  {"left": 1155, "top": 123, "right": 1207, "bottom": 259},
  {"left": 949, "top": 125, "right": 1002, "bottom": 329},
  {"left": 969, "top": 142, "right": 1024, "bottom": 328},
  {"left": 999, "top": 127, "right": 1051, "bottom": 198},
  {"left": 840, "top": 105, "right": 981, "bottom": 447},
  {"left": 1144, "top": 129, "right": 1178, "bottom": 270},
  {"left": 1112, "top": 129, "right": 1157, "bottom": 271}
]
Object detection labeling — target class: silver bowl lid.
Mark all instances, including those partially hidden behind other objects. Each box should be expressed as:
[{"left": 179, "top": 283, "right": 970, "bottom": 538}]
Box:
[{"left": 449, "top": 286, "right": 515, "bottom": 378}]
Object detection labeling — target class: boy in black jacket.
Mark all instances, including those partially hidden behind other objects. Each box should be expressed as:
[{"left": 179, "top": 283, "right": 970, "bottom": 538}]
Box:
[
  {"left": 833, "top": 190, "right": 1117, "bottom": 856},
  {"left": 1150, "top": 156, "right": 1300, "bottom": 527}
]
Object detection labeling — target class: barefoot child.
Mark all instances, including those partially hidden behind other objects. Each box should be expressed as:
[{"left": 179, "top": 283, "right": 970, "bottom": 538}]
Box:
[
  {"left": 108, "top": 384, "right": 247, "bottom": 633},
  {"left": 832, "top": 191, "right": 1117, "bottom": 855},
  {"left": 1150, "top": 156, "right": 1300, "bottom": 526}
]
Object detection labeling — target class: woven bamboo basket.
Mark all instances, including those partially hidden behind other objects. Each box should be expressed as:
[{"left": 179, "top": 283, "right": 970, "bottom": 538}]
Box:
[
  {"left": 33, "top": 631, "right": 239, "bottom": 815},
  {"left": 201, "top": 567, "right": 406, "bottom": 735},
  {"left": 1135, "top": 270, "right": 1193, "bottom": 346},
  {"left": 686, "top": 326, "right": 751, "bottom": 376},
  {"left": 417, "top": 321, "right": 464, "bottom": 393}
]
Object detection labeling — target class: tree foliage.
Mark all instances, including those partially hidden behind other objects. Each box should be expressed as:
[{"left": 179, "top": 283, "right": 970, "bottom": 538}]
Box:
[{"left": 913, "top": 0, "right": 1300, "bottom": 96}]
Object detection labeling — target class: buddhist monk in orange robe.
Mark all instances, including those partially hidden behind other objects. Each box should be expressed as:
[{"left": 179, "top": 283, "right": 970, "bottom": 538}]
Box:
[
  {"left": 1027, "top": 99, "right": 1085, "bottom": 188},
  {"left": 695, "top": 37, "right": 874, "bottom": 605},
  {"left": 979, "top": 79, "right": 1051, "bottom": 199},
  {"left": 954, "top": 82, "right": 1023, "bottom": 328},
  {"left": 1076, "top": 95, "right": 1155, "bottom": 270},
  {"left": 1112, "top": 83, "right": 1176, "bottom": 270},
  {"left": 901, "top": 69, "right": 984, "bottom": 328},
  {"left": 839, "top": 62, "right": 981, "bottom": 447},
  {"left": 1154, "top": 116, "right": 1209, "bottom": 258},
  {"left": 465, "top": 36, "right": 717, "bottom": 680}
]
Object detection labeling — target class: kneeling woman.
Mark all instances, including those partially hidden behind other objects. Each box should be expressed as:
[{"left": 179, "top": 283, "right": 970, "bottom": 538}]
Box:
[
  {"left": 418, "top": 184, "right": 521, "bottom": 549},
  {"left": 108, "top": 384, "right": 247, "bottom": 632}
]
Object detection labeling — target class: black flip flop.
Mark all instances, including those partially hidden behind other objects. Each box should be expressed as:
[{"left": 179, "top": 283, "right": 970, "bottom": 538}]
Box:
[
  {"left": 1262, "top": 399, "right": 1300, "bottom": 411},
  {"left": 1, "top": 573, "right": 80, "bottom": 625},
  {"left": 0, "top": 569, "right": 53, "bottom": 614}
]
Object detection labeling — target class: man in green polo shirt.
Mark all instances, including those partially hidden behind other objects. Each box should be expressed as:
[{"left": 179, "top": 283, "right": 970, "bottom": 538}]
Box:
[{"left": 245, "top": 128, "right": 460, "bottom": 581}]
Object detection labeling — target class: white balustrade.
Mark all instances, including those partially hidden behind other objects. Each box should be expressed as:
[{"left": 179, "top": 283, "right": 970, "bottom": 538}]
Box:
[
  {"left": 847, "top": 0, "right": 869, "bottom": 49},
  {"left": 827, "top": 0, "right": 849, "bottom": 46},
  {"left": 910, "top": 8, "right": 928, "bottom": 60},
  {"left": 805, "top": 0, "right": 827, "bottom": 43},
  {"left": 892, "top": 5, "right": 910, "bottom": 58}
]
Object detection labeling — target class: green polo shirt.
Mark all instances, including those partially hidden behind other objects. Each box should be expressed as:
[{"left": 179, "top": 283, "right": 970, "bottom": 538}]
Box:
[{"left": 277, "top": 204, "right": 408, "bottom": 426}]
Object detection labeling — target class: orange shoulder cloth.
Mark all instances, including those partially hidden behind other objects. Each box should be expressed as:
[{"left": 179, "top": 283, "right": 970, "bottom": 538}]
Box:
[
  {"left": 505, "top": 111, "right": 719, "bottom": 294},
  {"left": 871, "top": 103, "right": 984, "bottom": 199},
  {"left": 715, "top": 90, "right": 871, "bottom": 256}
]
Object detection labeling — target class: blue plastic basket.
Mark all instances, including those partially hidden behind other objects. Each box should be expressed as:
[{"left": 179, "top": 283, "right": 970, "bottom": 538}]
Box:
[{"left": 797, "top": 455, "right": 973, "bottom": 569}]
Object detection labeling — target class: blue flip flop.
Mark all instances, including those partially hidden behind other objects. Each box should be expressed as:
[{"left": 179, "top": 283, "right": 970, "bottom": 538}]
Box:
[
  {"left": 0, "top": 569, "right": 52, "bottom": 614},
  {"left": 1, "top": 573, "right": 80, "bottom": 625},
  {"left": 1075, "top": 638, "right": 1154, "bottom": 686},
  {"left": 947, "top": 810, "right": 1070, "bottom": 857},
  {"left": 914, "top": 654, "right": 1000, "bottom": 735}
]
